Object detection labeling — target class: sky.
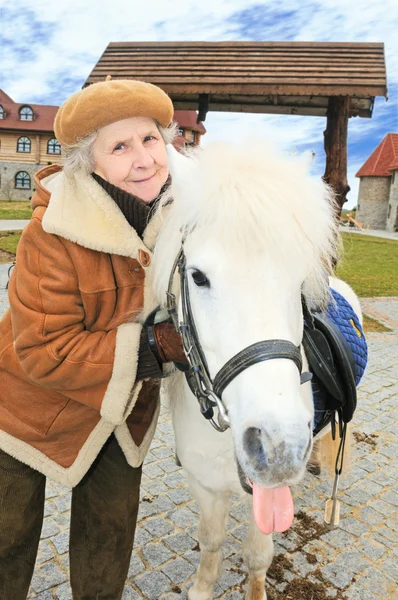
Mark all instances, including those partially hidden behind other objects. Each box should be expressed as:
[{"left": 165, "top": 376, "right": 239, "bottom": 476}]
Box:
[{"left": 1, "top": 0, "right": 397, "bottom": 208}]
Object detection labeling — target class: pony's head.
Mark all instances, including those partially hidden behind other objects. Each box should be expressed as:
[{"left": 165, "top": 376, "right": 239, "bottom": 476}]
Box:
[{"left": 153, "top": 141, "right": 338, "bottom": 531}]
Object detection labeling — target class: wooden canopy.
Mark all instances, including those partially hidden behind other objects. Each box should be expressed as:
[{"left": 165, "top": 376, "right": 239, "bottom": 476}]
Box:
[
  {"left": 85, "top": 41, "right": 387, "bottom": 120},
  {"left": 84, "top": 41, "right": 388, "bottom": 211}
]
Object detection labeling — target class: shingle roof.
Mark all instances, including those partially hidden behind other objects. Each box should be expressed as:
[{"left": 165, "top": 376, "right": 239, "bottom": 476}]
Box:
[
  {"left": 85, "top": 41, "right": 388, "bottom": 118},
  {"left": 173, "top": 110, "right": 206, "bottom": 133},
  {"left": 0, "top": 89, "right": 59, "bottom": 133},
  {"left": 356, "top": 133, "right": 398, "bottom": 177}
]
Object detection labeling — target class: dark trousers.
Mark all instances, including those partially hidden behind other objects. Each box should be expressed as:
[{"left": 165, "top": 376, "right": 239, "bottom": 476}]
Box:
[{"left": 0, "top": 435, "right": 142, "bottom": 600}]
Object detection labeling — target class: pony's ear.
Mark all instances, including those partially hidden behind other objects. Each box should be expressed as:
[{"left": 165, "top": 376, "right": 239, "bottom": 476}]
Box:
[{"left": 166, "top": 144, "right": 196, "bottom": 193}]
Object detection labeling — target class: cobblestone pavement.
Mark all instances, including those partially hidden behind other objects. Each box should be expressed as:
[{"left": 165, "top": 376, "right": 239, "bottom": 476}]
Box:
[{"left": 0, "top": 265, "right": 397, "bottom": 599}]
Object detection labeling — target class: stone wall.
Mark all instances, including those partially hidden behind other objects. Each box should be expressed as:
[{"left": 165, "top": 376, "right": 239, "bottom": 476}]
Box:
[
  {"left": 356, "top": 176, "right": 390, "bottom": 230},
  {"left": 0, "top": 160, "right": 57, "bottom": 201},
  {"left": 386, "top": 171, "right": 398, "bottom": 232}
]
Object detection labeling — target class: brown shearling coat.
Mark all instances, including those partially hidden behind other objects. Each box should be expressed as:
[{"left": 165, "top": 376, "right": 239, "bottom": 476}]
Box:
[{"left": 0, "top": 165, "right": 162, "bottom": 486}]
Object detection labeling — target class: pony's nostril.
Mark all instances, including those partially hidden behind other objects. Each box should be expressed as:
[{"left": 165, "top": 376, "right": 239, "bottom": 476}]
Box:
[
  {"left": 243, "top": 427, "right": 266, "bottom": 464},
  {"left": 308, "top": 420, "right": 312, "bottom": 431}
]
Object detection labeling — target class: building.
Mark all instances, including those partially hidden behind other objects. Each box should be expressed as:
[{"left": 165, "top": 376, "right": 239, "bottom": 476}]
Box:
[
  {"left": 173, "top": 110, "right": 206, "bottom": 150},
  {"left": 0, "top": 90, "right": 62, "bottom": 200},
  {"left": 0, "top": 89, "right": 206, "bottom": 201},
  {"left": 356, "top": 133, "right": 398, "bottom": 232}
]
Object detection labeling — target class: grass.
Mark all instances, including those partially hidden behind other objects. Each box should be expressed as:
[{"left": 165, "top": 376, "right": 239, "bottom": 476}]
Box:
[
  {"left": 336, "top": 232, "right": 398, "bottom": 297},
  {"left": 0, "top": 201, "right": 32, "bottom": 220},
  {"left": 362, "top": 314, "right": 392, "bottom": 333},
  {"left": 0, "top": 230, "right": 22, "bottom": 257}
]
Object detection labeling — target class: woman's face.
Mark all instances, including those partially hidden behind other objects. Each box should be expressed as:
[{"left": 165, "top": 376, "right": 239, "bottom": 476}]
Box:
[{"left": 92, "top": 116, "right": 169, "bottom": 203}]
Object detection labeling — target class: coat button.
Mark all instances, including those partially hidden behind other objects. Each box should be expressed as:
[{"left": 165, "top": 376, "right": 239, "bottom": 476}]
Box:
[{"left": 138, "top": 249, "right": 151, "bottom": 267}]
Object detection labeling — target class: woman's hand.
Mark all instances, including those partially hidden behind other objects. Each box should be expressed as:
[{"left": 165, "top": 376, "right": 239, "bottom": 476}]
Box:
[{"left": 151, "top": 323, "right": 188, "bottom": 365}]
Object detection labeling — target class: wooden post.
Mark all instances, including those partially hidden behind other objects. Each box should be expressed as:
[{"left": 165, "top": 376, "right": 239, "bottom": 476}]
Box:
[{"left": 323, "top": 96, "right": 350, "bottom": 217}]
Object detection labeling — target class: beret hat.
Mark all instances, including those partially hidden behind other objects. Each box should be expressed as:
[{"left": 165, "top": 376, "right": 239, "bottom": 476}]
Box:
[{"left": 54, "top": 79, "right": 174, "bottom": 146}]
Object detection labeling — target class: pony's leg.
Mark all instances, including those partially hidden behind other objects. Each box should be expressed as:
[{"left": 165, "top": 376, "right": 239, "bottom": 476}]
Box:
[
  {"left": 242, "top": 502, "right": 273, "bottom": 600},
  {"left": 187, "top": 475, "right": 229, "bottom": 600}
]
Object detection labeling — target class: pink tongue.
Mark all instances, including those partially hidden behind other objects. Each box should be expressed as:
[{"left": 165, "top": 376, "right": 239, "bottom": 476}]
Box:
[{"left": 252, "top": 483, "right": 294, "bottom": 535}]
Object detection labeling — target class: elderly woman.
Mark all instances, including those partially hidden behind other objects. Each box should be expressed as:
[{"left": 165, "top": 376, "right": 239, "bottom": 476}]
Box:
[{"left": 0, "top": 79, "right": 186, "bottom": 599}]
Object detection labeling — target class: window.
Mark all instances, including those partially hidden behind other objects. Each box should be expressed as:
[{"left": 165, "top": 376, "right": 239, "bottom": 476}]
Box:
[
  {"left": 0, "top": 105, "right": 4, "bottom": 119},
  {"left": 15, "top": 171, "right": 31, "bottom": 189},
  {"left": 187, "top": 130, "right": 196, "bottom": 143},
  {"left": 19, "top": 106, "right": 34, "bottom": 121},
  {"left": 17, "top": 136, "right": 31, "bottom": 152},
  {"left": 47, "top": 138, "right": 61, "bottom": 154},
  {"left": 178, "top": 128, "right": 184, "bottom": 136}
]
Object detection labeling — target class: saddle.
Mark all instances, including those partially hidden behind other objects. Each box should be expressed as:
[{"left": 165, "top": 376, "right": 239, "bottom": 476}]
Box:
[{"left": 303, "top": 289, "right": 368, "bottom": 437}]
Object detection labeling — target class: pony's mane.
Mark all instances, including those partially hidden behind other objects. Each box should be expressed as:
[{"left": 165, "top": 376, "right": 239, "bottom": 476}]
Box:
[{"left": 153, "top": 141, "right": 339, "bottom": 309}]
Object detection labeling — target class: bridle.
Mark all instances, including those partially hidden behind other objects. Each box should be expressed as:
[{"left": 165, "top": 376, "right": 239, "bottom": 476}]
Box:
[{"left": 166, "top": 242, "right": 312, "bottom": 432}]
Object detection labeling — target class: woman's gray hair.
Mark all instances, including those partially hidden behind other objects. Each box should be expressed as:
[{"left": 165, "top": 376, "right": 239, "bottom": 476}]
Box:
[{"left": 62, "top": 120, "right": 178, "bottom": 175}]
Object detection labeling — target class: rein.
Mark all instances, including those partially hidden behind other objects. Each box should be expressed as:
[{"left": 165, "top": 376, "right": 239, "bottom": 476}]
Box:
[{"left": 166, "top": 244, "right": 312, "bottom": 432}]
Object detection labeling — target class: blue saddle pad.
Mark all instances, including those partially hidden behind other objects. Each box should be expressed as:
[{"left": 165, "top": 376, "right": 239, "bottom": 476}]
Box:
[{"left": 327, "top": 288, "right": 368, "bottom": 386}]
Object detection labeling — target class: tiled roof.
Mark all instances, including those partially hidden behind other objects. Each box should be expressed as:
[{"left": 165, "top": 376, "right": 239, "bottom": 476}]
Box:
[
  {"left": 174, "top": 110, "right": 206, "bottom": 133},
  {"left": 356, "top": 133, "right": 398, "bottom": 177},
  {"left": 0, "top": 89, "right": 58, "bottom": 133}
]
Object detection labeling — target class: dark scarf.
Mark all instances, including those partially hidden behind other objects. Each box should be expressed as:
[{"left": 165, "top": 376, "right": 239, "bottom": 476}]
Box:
[{"left": 91, "top": 172, "right": 169, "bottom": 239}]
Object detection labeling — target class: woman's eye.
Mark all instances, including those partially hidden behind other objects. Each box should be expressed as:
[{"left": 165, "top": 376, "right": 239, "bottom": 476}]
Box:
[
  {"left": 144, "top": 135, "right": 156, "bottom": 143},
  {"left": 114, "top": 143, "right": 125, "bottom": 151},
  {"left": 191, "top": 270, "right": 210, "bottom": 288}
]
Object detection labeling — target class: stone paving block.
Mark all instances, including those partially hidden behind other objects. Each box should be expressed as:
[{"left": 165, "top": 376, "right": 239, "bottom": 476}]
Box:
[
  {"left": 158, "top": 458, "right": 181, "bottom": 474},
  {"left": 40, "top": 516, "right": 61, "bottom": 539},
  {"left": 217, "top": 564, "right": 245, "bottom": 591},
  {"left": 151, "top": 446, "right": 174, "bottom": 459},
  {"left": 162, "top": 471, "right": 187, "bottom": 488},
  {"left": 355, "top": 536, "right": 388, "bottom": 561},
  {"left": 144, "top": 517, "right": 175, "bottom": 537},
  {"left": 54, "top": 493, "right": 72, "bottom": 513},
  {"left": 37, "top": 540, "right": 55, "bottom": 564},
  {"left": 32, "top": 592, "right": 54, "bottom": 600},
  {"left": 166, "top": 487, "right": 193, "bottom": 505},
  {"left": 31, "top": 562, "right": 68, "bottom": 593},
  {"left": 229, "top": 521, "right": 249, "bottom": 542},
  {"left": 44, "top": 501, "right": 56, "bottom": 517},
  {"left": 368, "top": 498, "right": 396, "bottom": 517},
  {"left": 357, "top": 505, "right": 384, "bottom": 525},
  {"left": 381, "top": 489, "right": 398, "bottom": 507},
  {"left": 141, "top": 479, "right": 169, "bottom": 495},
  {"left": 320, "top": 528, "right": 356, "bottom": 549},
  {"left": 168, "top": 506, "right": 199, "bottom": 528},
  {"left": 183, "top": 549, "right": 201, "bottom": 569},
  {"left": 161, "top": 557, "right": 196, "bottom": 584},
  {"left": 135, "top": 571, "right": 172, "bottom": 599},
  {"left": 128, "top": 552, "right": 145, "bottom": 578},
  {"left": 54, "top": 582, "right": 72, "bottom": 600},
  {"left": 144, "top": 463, "right": 165, "bottom": 479},
  {"left": 52, "top": 531, "right": 69, "bottom": 555},
  {"left": 121, "top": 587, "right": 142, "bottom": 600},
  {"left": 133, "top": 526, "right": 153, "bottom": 547},
  {"left": 54, "top": 512, "right": 70, "bottom": 530},
  {"left": 163, "top": 532, "right": 197, "bottom": 553},
  {"left": 142, "top": 542, "right": 174, "bottom": 567}
]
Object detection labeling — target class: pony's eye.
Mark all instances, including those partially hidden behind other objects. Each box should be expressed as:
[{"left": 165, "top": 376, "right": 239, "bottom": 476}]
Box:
[{"left": 191, "top": 269, "right": 210, "bottom": 288}]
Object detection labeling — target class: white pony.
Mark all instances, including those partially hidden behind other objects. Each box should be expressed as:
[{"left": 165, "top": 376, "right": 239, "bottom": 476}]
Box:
[{"left": 152, "top": 141, "right": 361, "bottom": 600}]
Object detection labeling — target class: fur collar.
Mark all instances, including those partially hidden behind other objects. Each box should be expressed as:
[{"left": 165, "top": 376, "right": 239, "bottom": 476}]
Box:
[{"left": 41, "top": 168, "right": 158, "bottom": 257}]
